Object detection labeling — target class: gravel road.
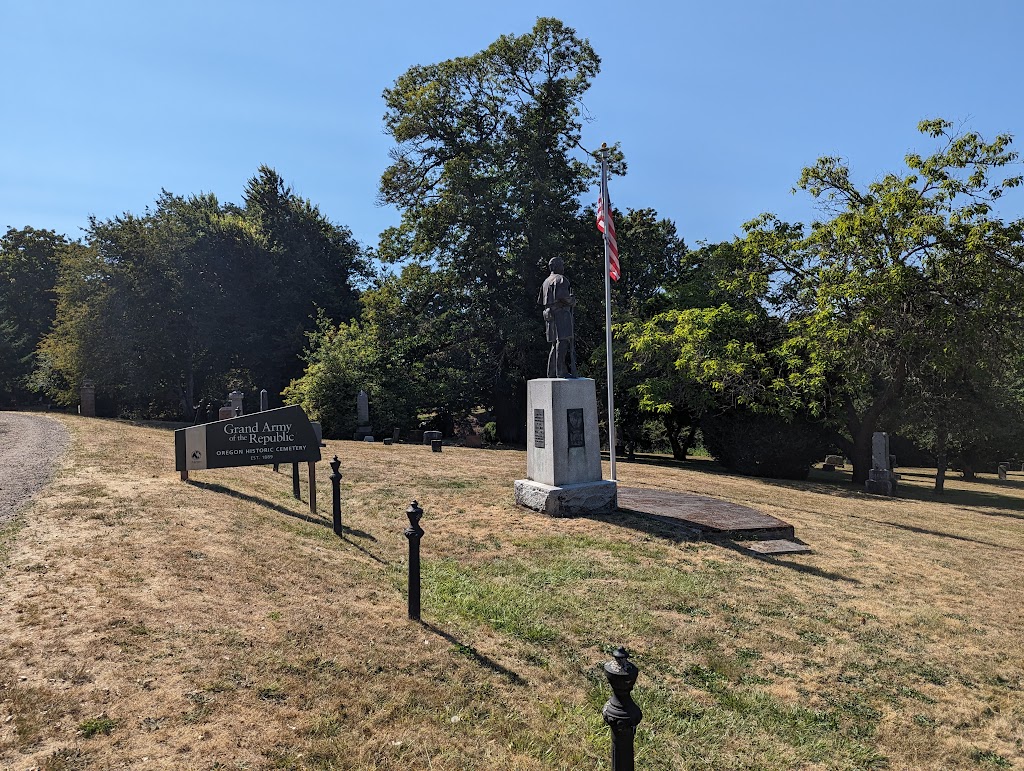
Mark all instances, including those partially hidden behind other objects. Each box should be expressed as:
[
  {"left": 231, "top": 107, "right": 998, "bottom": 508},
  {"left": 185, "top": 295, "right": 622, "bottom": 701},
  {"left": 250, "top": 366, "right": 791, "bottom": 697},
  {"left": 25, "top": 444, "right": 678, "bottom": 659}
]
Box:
[{"left": 0, "top": 412, "right": 70, "bottom": 523}]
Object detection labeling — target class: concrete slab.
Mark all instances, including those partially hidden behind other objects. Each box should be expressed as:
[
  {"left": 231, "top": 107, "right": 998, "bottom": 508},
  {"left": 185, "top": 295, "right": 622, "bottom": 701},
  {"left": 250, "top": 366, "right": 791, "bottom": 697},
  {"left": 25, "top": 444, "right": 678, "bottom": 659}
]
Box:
[{"left": 617, "top": 487, "right": 794, "bottom": 540}]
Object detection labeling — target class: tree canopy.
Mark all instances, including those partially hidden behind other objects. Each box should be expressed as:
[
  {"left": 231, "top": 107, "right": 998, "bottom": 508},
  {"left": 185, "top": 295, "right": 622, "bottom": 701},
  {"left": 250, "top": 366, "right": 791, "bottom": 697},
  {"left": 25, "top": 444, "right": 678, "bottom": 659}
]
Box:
[{"left": 35, "top": 167, "right": 366, "bottom": 418}]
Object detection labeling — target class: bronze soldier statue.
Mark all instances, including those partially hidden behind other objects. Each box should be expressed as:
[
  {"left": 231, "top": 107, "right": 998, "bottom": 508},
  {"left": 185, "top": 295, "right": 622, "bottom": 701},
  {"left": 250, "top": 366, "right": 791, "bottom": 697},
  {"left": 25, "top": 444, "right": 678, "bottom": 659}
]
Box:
[{"left": 538, "top": 257, "right": 577, "bottom": 378}]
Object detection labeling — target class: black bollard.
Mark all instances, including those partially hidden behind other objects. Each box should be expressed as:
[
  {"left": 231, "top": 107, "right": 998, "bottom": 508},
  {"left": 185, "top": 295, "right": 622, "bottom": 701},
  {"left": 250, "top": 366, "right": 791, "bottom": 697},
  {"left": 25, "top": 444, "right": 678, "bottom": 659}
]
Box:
[
  {"left": 602, "top": 647, "right": 643, "bottom": 771},
  {"left": 330, "top": 455, "right": 343, "bottom": 535},
  {"left": 404, "top": 500, "right": 424, "bottom": 621},
  {"left": 292, "top": 462, "right": 300, "bottom": 499}
]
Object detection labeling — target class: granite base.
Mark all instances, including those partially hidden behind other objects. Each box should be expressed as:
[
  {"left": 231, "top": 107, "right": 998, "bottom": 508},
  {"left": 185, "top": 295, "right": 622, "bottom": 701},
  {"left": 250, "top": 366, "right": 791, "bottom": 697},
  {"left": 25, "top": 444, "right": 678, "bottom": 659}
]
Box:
[{"left": 514, "top": 479, "right": 617, "bottom": 518}]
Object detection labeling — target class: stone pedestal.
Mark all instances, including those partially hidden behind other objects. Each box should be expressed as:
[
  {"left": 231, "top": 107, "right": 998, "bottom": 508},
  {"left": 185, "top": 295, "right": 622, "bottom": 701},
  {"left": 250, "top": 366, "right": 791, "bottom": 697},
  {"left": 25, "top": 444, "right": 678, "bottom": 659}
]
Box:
[
  {"left": 514, "top": 378, "right": 616, "bottom": 516},
  {"left": 865, "top": 468, "right": 896, "bottom": 496},
  {"left": 79, "top": 380, "right": 96, "bottom": 417}
]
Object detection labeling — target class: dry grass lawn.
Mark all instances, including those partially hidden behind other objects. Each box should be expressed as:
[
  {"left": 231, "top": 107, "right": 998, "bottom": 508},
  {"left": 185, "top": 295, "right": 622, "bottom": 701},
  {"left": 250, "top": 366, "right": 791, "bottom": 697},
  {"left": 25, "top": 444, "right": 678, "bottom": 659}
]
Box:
[{"left": 1, "top": 414, "right": 1022, "bottom": 770}]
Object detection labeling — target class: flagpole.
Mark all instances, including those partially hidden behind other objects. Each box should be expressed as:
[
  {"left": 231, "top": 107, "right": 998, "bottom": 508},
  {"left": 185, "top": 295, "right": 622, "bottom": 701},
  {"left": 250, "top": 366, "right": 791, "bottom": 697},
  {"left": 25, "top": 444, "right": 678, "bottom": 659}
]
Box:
[{"left": 600, "top": 145, "right": 617, "bottom": 482}]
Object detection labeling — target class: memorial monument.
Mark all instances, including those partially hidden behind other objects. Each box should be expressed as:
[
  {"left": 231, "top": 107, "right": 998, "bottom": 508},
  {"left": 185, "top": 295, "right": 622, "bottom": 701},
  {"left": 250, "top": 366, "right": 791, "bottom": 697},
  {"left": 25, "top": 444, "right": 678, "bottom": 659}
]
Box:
[{"left": 514, "top": 258, "right": 617, "bottom": 516}]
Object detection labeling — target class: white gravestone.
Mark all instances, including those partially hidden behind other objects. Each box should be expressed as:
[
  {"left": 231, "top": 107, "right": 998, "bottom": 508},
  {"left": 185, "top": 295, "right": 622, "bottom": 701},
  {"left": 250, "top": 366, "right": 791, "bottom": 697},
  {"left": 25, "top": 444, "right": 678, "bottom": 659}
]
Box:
[
  {"left": 514, "top": 378, "right": 616, "bottom": 516},
  {"left": 228, "top": 390, "right": 244, "bottom": 415}
]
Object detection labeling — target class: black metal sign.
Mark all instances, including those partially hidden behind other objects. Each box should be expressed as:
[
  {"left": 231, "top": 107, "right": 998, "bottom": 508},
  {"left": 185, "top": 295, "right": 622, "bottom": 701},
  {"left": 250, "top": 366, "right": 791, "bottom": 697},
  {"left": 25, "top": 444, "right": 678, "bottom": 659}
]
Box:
[
  {"left": 567, "top": 408, "right": 585, "bottom": 448},
  {"left": 175, "top": 405, "right": 321, "bottom": 473}
]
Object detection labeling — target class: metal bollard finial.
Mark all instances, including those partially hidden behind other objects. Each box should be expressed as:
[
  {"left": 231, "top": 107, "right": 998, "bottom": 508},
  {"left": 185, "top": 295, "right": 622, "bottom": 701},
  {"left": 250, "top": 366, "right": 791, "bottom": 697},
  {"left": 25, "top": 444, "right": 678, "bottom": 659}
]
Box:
[
  {"left": 602, "top": 646, "right": 643, "bottom": 771},
  {"left": 404, "top": 501, "right": 424, "bottom": 620}
]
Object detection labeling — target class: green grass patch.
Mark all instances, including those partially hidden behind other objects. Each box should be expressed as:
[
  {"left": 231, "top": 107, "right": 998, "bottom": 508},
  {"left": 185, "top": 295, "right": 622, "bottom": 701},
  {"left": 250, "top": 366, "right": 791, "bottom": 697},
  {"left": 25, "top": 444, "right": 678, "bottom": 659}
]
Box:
[{"left": 78, "top": 716, "right": 117, "bottom": 738}]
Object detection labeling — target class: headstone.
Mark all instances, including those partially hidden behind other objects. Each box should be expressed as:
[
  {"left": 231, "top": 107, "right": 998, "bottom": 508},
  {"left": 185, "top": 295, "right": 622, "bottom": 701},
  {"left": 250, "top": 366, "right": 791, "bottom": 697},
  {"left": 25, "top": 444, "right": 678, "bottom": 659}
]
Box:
[
  {"left": 260, "top": 389, "right": 269, "bottom": 412},
  {"left": 423, "top": 430, "right": 442, "bottom": 445},
  {"left": 392, "top": 427, "right": 401, "bottom": 441},
  {"left": 872, "top": 432, "right": 890, "bottom": 470},
  {"left": 357, "top": 390, "right": 369, "bottom": 425},
  {"left": 865, "top": 431, "right": 897, "bottom": 495},
  {"left": 228, "top": 390, "right": 244, "bottom": 416},
  {"left": 353, "top": 389, "right": 372, "bottom": 440},
  {"left": 218, "top": 405, "right": 235, "bottom": 420},
  {"left": 364, "top": 435, "right": 375, "bottom": 442},
  {"left": 431, "top": 439, "right": 442, "bottom": 452},
  {"left": 310, "top": 421, "right": 323, "bottom": 446},
  {"left": 824, "top": 454, "right": 845, "bottom": 467},
  {"left": 383, "top": 438, "right": 394, "bottom": 446},
  {"left": 80, "top": 380, "right": 96, "bottom": 417},
  {"left": 514, "top": 378, "right": 617, "bottom": 516},
  {"left": 998, "top": 463, "right": 1008, "bottom": 480},
  {"left": 408, "top": 429, "right": 424, "bottom": 444}
]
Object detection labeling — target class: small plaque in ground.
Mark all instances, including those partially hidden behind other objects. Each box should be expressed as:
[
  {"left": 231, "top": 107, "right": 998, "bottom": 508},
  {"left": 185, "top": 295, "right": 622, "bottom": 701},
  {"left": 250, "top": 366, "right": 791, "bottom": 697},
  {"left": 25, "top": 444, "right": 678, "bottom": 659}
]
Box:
[{"left": 745, "top": 539, "right": 812, "bottom": 555}]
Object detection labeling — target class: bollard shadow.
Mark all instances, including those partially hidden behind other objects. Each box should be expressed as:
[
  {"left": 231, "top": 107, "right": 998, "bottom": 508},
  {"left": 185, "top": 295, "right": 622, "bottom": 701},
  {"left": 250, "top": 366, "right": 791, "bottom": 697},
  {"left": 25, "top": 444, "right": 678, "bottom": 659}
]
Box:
[
  {"left": 340, "top": 533, "right": 388, "bottom": 564},
  {"left": 419, "top": 621, "right": 525, "bottom": 685},
  {"left": 711, "top": 539, "right": 861, "bottom": 584}
]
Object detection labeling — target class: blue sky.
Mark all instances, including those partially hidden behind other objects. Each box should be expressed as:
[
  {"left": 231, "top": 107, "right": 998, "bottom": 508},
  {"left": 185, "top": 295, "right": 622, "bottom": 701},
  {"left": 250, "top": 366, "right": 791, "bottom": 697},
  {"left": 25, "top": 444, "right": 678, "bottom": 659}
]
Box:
[{"left": 3, "top": 0, "right": 1023, "bottom": 253}]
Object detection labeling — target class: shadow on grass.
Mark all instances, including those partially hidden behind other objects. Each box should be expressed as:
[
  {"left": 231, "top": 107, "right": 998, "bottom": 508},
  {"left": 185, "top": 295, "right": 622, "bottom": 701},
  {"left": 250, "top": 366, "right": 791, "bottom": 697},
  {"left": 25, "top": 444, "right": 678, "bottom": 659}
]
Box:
[
  {"left": 713, "top": 539, "right": 862, "bottom": 584},
  {"left": 589, "top": 509, "right": 702, "bottom": 544},
  {"left": 419, "top": 620, "right": 525, "bottom": 684},
  {"left": 622, "top": 452, "right": 1024, "bottom": 517},
  {"left": 186, "top": 481, "right": 384, "bottom": 557},
  {"left": 340, "top": 532, "right": 388, "bottom": 564},
  {"left": 877, "top": 520, "right": 1024, "bottom": 554},
  {"left": 593, "top": 509, "right": 862, "bottom": 584},
  {"left": 887, "top": 481, "right": 1024, "bottom": 516}
]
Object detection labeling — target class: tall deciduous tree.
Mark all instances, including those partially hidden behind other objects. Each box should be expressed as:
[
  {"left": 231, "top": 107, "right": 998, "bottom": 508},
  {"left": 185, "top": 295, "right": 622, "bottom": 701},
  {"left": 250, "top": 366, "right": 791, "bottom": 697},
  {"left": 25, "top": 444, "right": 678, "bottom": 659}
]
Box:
[
  {"left": 378, "top": 17, "right": 605, "bottom": 442},
  {"left": 742, "top": 119, "right": 1024, "bottom": 482}
]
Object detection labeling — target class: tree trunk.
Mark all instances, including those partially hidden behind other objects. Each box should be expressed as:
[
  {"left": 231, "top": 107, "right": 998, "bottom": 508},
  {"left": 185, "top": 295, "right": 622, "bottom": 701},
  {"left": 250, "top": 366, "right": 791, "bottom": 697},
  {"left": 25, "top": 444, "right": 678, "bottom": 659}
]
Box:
[
  {"left": 851, "top": 428, "right": 874, "bottom": 484},
  {"left": 664, "top": 414, "right": 684, "bottom": 460},
  {"left": 682, "top": 424, "right": 698, "bottom": 459},
  {"left": 494, "top": 377, "right": 526, "bottom": 445},
  {"left": 934, "top": 421, "right": 947, "bottom": 494}
]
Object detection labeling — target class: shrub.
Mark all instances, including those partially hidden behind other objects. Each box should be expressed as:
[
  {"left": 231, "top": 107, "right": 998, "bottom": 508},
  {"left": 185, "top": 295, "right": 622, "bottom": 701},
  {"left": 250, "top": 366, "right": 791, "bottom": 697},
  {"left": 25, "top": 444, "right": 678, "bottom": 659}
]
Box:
[
  {"left": 482, "top": 422, "right": 498, "bottom": 445},
  {"left": 701, "top": 409, "right": 831, "bottom": 480}
]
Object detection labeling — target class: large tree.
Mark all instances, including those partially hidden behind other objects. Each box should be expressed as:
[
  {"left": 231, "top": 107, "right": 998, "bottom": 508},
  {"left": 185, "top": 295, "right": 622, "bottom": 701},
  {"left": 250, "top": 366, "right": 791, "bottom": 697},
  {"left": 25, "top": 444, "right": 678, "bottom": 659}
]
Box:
[
  {"left": 0, "top": 227, "right": 66, "bottom": 405},
  {"left": 38, "top": 169, "right": 366, "bottom": 417},
  {"left": 741, "top": 119, "right": 1024, "bottom": 482},
  {"left": 378, "top": 17, "right": 606, "bottom": 442}
]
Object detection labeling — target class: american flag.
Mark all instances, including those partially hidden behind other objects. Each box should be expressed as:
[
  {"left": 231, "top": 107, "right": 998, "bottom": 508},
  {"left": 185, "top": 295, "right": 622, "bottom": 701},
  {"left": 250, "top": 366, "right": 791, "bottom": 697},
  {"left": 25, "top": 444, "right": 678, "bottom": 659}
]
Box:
[{"left": 597, "top": 180, "right": 620, "bottom": 281}]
